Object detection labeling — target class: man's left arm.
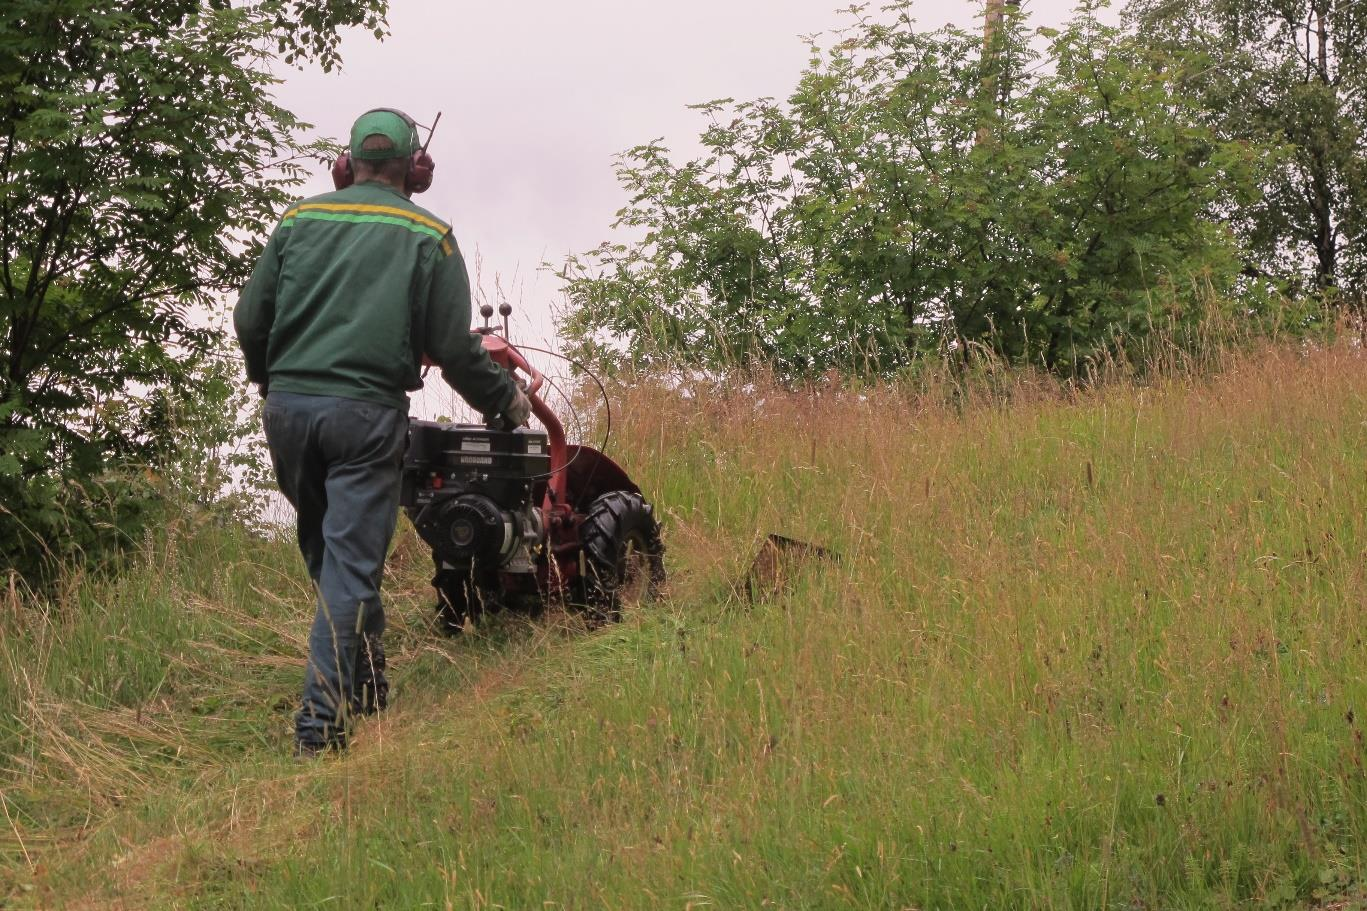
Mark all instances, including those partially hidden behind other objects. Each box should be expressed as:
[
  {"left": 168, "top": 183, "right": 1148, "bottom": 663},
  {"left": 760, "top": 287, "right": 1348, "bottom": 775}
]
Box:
[
  {"left": 423, "top": 235, "right": 520, "bottom": 417},
  {"left": 233, "top": 230, "right": 283, "bottom": 389}
]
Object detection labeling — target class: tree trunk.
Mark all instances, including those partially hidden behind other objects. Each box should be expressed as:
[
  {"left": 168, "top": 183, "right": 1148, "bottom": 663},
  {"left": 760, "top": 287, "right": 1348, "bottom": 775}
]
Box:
[{"left": 977, "top": 0, "right": 1012, "bottom": 146}]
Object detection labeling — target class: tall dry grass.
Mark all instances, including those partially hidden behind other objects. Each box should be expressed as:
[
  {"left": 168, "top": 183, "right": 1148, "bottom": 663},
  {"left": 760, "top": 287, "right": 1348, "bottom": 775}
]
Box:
[{"left": 4, "top": 333, "right": 1367, "bottom": 909}]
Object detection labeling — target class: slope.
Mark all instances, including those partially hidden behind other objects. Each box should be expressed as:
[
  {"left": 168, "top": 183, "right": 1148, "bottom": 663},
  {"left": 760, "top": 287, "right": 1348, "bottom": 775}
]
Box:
[{"left": 4, "top": 342, "right": 1367, "bottom": 909}]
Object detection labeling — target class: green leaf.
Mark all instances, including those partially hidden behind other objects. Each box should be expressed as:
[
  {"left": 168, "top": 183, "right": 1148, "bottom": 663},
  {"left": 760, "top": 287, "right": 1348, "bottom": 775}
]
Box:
[{"left": 0, "top": 0, "right": 388, "bottom": 583}]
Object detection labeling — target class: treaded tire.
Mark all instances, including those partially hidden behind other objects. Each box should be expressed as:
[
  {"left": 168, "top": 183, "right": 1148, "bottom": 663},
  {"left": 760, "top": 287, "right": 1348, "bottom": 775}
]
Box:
[{"left": 577, "top": 491, "right": 666, "bottom": 625}]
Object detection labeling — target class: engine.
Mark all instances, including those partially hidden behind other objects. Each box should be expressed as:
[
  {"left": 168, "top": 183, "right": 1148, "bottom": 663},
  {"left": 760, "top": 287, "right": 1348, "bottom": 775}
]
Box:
[{"left": 400, "top": 420, "right": 549, "bottom": 575}]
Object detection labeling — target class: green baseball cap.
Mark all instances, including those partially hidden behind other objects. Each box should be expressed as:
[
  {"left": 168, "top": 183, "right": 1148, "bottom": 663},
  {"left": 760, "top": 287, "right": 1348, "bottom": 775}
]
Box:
[{"left": 349, "top": 109, "right": 417, "bottom": 160}]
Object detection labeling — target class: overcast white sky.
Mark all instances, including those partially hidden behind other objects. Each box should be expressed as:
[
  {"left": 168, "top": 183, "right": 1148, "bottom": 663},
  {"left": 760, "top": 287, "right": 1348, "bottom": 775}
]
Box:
[{"left": 272, "top": 0, "right": 1112, "bottom": 355}]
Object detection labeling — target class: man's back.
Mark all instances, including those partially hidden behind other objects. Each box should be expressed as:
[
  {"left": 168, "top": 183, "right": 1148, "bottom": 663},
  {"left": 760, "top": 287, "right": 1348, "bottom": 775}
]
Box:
[{"left": 236, "top": 181, "right": 456, "bottom": 410}]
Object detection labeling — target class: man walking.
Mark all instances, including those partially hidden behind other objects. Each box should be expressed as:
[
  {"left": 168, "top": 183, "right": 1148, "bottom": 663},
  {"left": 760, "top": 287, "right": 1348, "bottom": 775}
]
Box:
[{"left": 233, "top": 108, "right": 530, "bottom": 755}]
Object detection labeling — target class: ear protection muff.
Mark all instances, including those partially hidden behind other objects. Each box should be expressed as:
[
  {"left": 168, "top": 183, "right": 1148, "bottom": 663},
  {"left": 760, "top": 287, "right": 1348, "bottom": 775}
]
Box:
[
  {"left": 407, "top": 149, "right": 435, "bottom": 194},
  {"left": 331, "top": 108, "right": 435, "bottom": 195},
  {"left": 331, "top": 153, "right": 354, "bottom": 191}
]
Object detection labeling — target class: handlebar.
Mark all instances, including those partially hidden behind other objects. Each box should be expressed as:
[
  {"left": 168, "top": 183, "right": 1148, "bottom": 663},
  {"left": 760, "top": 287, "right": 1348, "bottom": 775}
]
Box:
[
  {"left": 421, "top": 333, "right": 570, "bottom": 505},
  {"left": 477, "top": 333, "right": 569, "bottom": 505},
  {"left": 419, "top": 334, "right": 545, "bottom": 398},
  {"left": 483, "top": 335, "right": 545, "bottom": 397}
]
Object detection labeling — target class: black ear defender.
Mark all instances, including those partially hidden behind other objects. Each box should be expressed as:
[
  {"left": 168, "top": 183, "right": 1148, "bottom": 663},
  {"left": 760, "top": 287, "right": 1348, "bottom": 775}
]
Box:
[{"left": 331, "top": 109, "right": 441, "bottom": 195}]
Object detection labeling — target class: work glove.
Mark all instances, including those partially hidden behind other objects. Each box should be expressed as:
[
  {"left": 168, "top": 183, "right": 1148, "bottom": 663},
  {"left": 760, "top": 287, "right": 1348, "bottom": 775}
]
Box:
[{"left": 502, "top": 387, "right": 532, "bottom": 428}]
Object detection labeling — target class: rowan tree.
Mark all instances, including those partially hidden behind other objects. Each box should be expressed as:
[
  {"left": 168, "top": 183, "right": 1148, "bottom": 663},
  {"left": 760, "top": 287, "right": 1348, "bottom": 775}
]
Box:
[
  {"left": 0, "top": 0, "right": 388, "bottom": 580},
  {"left": 1126, "top": 0, "right": 1367, "bottom": 297},
  {"left": 560, "top": 3, "right": 1271, "bottom": 378}
]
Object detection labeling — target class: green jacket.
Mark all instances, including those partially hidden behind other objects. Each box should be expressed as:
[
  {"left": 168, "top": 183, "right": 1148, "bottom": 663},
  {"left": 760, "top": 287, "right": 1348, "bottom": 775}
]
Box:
[{"left": 233, "top": 181, "right": 517, "bottom": 415}]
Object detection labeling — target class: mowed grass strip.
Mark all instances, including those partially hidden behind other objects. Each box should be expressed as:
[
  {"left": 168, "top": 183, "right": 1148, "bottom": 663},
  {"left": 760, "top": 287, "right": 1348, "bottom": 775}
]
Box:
[{"left": 4, "top": 342, "right": 1367, "bottom": 909}]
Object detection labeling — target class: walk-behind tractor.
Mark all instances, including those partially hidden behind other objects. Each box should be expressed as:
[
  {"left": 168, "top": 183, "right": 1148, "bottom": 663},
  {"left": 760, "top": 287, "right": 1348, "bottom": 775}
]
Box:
[{"left": 400, "top": 305, "right": 665, "bottom": 632}]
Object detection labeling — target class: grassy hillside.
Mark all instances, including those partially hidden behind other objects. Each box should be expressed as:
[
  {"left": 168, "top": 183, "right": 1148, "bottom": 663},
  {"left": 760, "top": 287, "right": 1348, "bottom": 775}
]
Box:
[{"left": 4, "top": 342, "right": 1367, "bottom": 909}]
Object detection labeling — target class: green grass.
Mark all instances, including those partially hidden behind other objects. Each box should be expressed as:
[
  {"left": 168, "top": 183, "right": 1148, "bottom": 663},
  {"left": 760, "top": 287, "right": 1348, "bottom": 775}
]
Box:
[{"left": 5, "top": 342, "right": 1367, "bottom": 909}]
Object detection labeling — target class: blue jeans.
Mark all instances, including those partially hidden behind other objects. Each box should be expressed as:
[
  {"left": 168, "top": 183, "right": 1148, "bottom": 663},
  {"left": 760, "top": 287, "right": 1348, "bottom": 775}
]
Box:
[{"left": 263, "top": 391, "right": 407, "bottom": 748}]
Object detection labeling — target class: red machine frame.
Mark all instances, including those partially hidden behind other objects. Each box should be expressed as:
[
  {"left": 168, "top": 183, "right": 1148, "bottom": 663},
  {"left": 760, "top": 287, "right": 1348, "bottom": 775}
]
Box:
[{"left": 476, "top": 334, "right": 641, "bottom": 598}]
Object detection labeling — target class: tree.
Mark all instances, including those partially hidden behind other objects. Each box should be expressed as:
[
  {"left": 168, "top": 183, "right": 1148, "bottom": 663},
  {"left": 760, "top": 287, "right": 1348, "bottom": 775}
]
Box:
[
  {"left": 0, "top": 0, "right": 388, "bottom": 581},
  {"left": 559, "top": 3, "right": 1270, "bottom": 379},
  {"left": 1125, "top": 0, "right": 1367, "bottom": 298}
]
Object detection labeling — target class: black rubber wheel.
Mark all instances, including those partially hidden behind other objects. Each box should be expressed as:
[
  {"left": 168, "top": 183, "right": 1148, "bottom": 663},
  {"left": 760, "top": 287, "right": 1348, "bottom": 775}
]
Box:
[{"left": 577, "top": 491, "right": 666, "bottom": 624}]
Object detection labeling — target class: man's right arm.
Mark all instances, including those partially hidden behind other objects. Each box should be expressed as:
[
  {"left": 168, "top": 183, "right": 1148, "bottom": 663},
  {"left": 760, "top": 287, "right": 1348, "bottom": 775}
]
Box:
[{"left": 424, "top": 235, "right": 519, "bottom": 417}]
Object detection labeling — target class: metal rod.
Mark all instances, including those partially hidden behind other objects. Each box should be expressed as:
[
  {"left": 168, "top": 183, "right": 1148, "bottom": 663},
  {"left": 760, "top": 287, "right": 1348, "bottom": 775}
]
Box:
[{"left": 420, "top": 111, "right": 442, "bottom": 155}]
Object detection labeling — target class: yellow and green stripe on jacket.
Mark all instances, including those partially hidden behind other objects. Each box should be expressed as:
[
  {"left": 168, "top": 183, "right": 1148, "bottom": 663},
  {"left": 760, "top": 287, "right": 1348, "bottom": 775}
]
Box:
[{"left": 233, "top": 181, "right": 516, "bottom": 415}]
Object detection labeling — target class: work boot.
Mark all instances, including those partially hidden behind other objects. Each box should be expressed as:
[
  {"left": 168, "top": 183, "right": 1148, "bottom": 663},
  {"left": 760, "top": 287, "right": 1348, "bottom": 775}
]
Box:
[{"left": 351, "top": 632, "right": 389, "bottom": 716}]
